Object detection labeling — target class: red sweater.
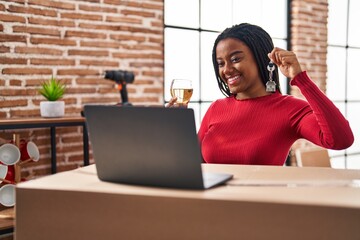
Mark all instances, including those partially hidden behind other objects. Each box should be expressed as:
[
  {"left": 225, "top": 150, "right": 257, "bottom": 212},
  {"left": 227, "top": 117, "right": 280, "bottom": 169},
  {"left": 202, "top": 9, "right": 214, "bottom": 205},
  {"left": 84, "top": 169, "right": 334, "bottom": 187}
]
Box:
[{"left": 198, "top": 72, "right": 354, "bottom": 165}]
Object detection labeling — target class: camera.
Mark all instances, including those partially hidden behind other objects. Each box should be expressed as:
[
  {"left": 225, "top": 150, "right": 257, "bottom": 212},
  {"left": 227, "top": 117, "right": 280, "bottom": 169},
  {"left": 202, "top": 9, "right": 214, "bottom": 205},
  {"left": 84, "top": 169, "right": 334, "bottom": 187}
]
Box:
[
  {"left": 104, "top": 70, "right": 134, "bottom": 84},
  {"left": 104, "top": 70, "right": 135, "bottom": 105}
]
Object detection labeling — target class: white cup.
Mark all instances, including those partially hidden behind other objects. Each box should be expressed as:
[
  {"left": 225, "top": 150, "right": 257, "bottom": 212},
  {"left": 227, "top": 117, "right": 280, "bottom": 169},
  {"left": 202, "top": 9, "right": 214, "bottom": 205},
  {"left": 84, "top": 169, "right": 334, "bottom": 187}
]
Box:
[
  {"left": 0, "top": 164, "right": 8, "bottom": 183},
  {"left": 20, "top": 140, "right": 40, "bottom": 162},
  {"left": 0, "top": 184, "right": 16, "bottom": 207},
  {"left": 0, "top": 143, "right": 21, "bottom": 165},
  {"left": 0, "top": 164, "right": 8, "bottom": 180}
]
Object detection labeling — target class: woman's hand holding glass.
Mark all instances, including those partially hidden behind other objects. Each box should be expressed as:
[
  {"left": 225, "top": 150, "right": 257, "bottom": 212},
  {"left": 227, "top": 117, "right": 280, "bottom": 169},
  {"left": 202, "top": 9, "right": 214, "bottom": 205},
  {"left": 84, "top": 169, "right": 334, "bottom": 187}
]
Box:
[{"left": 166, "top": 79, "right": 193, "bottom": 108}]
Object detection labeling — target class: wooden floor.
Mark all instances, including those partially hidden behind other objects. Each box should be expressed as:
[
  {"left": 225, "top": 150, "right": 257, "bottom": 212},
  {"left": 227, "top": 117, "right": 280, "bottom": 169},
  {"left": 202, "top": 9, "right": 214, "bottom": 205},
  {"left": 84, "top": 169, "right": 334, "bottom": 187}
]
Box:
[
  {"left": 0, "top": 207, "right": 14, "bottom": 240},
  {"left": 0, "top": 234, "right": 13, "bottom": 240}
]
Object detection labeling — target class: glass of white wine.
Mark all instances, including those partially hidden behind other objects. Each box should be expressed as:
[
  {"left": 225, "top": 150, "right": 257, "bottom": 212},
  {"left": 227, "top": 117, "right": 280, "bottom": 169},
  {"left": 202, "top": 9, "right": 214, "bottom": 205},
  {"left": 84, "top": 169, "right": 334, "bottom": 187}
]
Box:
[{"left": 170, "top": 79, "right": 193, "bottom": 105}]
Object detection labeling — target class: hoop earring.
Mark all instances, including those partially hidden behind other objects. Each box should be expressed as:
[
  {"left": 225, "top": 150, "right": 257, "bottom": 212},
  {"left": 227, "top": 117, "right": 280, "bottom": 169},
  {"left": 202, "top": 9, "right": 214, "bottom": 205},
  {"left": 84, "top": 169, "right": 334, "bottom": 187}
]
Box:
[{"left": 266, "top": 61, "right": 276, "bottom": 93}]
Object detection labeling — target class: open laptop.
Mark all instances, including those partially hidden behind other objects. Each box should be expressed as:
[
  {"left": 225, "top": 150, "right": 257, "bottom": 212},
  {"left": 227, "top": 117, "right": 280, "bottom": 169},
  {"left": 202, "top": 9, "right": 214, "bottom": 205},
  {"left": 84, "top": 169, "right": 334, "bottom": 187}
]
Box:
[{"left": 83, "top": 105, "right": 233, "bottom": 190}]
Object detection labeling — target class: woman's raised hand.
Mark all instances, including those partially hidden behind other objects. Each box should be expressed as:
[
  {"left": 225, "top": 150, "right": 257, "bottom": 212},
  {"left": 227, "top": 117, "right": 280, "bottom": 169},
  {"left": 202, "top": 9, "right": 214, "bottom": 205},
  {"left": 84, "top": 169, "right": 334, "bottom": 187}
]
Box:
[{"left": 268, "top": 47, "right": 302, "bottom": 80}]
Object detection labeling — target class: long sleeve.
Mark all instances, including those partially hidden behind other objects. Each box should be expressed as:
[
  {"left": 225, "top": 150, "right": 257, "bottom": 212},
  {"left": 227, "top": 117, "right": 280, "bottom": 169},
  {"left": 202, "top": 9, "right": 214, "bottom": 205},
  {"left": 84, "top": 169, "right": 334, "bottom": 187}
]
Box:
[
  {"left": 197, "top": 72, "right": 354, "bottom": 166},
  {"left": 290, "top": 71, "right": 354, "bottom": 149}
]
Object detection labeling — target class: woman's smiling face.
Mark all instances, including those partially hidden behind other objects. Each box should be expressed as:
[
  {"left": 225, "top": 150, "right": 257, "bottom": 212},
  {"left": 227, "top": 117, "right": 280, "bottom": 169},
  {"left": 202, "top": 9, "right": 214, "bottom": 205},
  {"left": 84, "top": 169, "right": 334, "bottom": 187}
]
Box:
[{"left": 215, "top": 38, "right": 267, "bottom": 99}]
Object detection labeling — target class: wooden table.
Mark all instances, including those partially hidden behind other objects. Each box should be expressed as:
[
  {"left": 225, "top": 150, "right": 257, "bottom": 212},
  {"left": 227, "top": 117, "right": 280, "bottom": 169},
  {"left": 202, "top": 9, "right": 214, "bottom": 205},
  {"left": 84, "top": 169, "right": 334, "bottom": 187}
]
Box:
[
  {"left": 0, "top": 117, "right": 89, "bottom": 173},
  {"left": 15, "top": 164, "right": 360, "bottom": 240}
]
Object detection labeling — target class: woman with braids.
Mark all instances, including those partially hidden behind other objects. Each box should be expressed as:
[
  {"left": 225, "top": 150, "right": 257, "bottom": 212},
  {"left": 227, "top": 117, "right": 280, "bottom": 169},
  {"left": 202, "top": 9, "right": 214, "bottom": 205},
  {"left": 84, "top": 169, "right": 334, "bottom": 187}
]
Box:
[{"left": 167, "top": 23, "right": 354, "bottom": 165}]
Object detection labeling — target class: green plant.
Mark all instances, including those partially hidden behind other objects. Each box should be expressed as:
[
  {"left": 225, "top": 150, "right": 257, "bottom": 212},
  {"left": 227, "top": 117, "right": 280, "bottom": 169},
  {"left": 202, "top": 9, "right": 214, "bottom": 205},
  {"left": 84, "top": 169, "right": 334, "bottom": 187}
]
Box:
[{"left": 39, "top": 76, "right": 66, "bottom": 101}]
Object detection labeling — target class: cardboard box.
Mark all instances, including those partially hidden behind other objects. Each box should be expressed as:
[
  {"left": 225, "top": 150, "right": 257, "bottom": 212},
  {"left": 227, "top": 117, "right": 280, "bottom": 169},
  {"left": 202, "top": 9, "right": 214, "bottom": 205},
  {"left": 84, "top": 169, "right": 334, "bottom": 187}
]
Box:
[{"left": 16, "top": 164, "right": 360, "bottom": 240}]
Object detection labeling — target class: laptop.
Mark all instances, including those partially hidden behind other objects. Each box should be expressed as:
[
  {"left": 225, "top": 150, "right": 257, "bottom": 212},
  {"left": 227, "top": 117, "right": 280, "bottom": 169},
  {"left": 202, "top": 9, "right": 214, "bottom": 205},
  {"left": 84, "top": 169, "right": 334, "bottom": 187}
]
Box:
[{"left": 83, "top": 105, "right": 233, "bottom": 190}]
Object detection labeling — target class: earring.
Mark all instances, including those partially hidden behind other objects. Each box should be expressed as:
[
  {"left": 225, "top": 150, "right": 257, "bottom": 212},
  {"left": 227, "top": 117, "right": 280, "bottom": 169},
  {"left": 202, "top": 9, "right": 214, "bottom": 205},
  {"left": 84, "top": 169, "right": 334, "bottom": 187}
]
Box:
[{"left": 266, "top": 61, "right": 276, "bottom": 93}]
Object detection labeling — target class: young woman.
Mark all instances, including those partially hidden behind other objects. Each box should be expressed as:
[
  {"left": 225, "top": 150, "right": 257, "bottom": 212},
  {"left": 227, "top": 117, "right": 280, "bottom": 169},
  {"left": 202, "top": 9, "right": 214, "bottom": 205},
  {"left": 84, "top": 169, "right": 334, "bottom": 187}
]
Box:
[{"left": 168, "top": 23, "right": 353, "bottom": 165}]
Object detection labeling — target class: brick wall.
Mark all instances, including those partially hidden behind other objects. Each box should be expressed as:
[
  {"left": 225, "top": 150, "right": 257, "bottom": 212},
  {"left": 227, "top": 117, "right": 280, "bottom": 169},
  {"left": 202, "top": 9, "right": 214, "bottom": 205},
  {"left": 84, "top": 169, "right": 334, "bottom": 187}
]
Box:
[
  {"left": 0, "top": 0, "right": 164, "bottom": 177},
  {"left": 291, "top": 0, "right": 328, "bottom": 94},
  {"left": 290, "top": 0, "right": 328, "bottom": 164}
]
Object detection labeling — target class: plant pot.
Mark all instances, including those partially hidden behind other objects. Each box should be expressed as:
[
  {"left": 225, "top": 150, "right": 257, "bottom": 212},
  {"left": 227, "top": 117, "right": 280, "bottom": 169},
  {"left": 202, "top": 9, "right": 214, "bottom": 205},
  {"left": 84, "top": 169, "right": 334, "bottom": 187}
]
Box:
[{"left": 40, "top": 101, "right": 65, "bottom": 118}]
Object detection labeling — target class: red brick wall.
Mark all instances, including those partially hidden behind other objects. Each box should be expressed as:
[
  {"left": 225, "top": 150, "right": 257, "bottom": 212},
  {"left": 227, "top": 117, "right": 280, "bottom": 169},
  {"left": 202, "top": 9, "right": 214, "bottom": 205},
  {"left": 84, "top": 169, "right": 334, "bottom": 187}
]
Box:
[
  {"left": 291, "top": 0, "right": 328, "bottom": 95},
  {"left": 0, "top": 0, "right": 164, "bottom": 176},
  {"left": 290, "top": 0, "right": 328, "bottom": 164}
]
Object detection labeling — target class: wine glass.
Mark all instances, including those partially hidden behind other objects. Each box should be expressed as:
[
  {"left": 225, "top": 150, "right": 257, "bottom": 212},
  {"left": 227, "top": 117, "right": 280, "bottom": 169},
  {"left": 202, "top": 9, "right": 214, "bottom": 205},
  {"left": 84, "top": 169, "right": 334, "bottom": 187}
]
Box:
[{"left": 170, "top": 79, "right": 193, "bottom": 105}]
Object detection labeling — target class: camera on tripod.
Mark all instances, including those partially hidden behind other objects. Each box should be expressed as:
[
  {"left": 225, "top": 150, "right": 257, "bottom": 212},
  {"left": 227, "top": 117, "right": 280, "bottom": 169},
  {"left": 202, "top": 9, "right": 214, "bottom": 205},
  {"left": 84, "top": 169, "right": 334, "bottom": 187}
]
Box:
[{"left": 104, "top": 70, "right": 135, "bottom": 106}]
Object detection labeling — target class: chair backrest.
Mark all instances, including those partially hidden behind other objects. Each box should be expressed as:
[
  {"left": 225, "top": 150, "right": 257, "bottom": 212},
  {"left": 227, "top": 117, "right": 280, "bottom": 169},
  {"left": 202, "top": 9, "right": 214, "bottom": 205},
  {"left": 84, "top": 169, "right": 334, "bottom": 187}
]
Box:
[{"left": 295, "top": 147, "right": 331, "bottom": 167}]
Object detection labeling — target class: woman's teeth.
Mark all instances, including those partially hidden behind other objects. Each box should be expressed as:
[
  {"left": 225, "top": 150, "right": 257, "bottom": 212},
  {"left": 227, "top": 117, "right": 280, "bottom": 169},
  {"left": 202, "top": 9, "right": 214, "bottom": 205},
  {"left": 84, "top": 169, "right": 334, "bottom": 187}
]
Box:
[{"left": 227, "top": 75, "right": 240, "bottom": 85}]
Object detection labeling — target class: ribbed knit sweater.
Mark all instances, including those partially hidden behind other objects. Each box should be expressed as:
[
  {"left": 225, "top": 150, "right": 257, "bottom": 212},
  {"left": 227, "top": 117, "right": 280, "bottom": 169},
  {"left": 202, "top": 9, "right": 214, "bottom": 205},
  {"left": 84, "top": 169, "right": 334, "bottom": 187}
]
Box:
[{"left": 198, "top": 71, "right": 354, "bottom": 165}]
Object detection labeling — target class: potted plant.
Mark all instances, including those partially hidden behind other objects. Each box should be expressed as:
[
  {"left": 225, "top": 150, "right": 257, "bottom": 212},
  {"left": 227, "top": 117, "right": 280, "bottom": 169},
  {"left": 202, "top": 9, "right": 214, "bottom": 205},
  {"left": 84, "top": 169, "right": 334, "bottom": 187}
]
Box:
[{"left": 39, "top": 76, "right": 66, "bottom": 118}]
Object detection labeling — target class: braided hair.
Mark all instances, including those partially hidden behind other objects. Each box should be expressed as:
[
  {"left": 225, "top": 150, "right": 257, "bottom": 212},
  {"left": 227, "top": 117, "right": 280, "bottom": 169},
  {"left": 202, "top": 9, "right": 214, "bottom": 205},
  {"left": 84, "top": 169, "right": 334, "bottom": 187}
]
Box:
[{"left": 212, "top": 23, "right": 281, "bottom": 97}]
